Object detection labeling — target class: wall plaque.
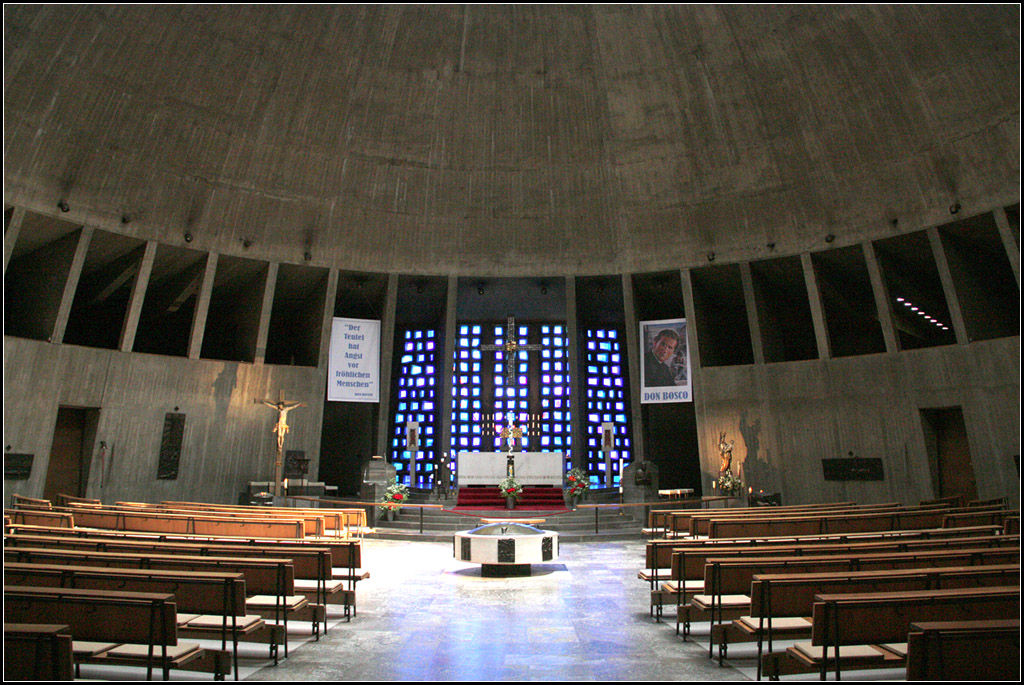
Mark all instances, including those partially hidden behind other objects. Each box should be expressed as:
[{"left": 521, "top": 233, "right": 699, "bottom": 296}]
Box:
[
  {"left": 157, "top": 413, "right": 186, "bottom": 479},
  {"left": 821, "top": 457, "right": 884, "bottom": 481},
  {"left": 4, "top": 453, "right": 34, "bottom": 480}
]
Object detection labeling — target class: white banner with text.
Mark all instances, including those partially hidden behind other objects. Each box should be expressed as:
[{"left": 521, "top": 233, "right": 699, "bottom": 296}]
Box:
[{"left": 328, "top": 317, "right": 381, "bottom": 402}]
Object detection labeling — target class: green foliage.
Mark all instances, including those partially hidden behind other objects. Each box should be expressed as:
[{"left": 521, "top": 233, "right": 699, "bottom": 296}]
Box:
[
  {"left": 498, "top": 476, "right": 523, "bottom": 499},
  {"left": 564, "top": 468, "right": 590, "bottom": 498},
  {"left": 379, "top": 482, "right": 409, "bottom": 511}
]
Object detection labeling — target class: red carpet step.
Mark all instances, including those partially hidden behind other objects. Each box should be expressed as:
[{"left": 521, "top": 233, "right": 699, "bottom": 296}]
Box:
[{"left": 453, "top": 486, "right": 568, "bottom": 512}]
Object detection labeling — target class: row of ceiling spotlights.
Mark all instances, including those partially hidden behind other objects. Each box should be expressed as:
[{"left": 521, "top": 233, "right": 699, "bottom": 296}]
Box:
[{"left": 895, "top": 297, "right": 949, "bottom": 330}]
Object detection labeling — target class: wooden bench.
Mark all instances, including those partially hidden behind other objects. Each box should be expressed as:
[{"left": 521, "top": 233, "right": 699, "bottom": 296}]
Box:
[
  {"left": 4, "top": 508, "right": 75, "bottom": 528},
  {"left": 668, "top": 544, "right": 1020, "bottom": 637},
  {"left": 704, "top": 507, "right": 964, "bottom": 539},
  {"left": 905, "top": 619, "right": 1020, "bottom": 680},
  {"left": 649, "top": 533, "right": 1018, "bottom": 620},
  {"left": 4, "top": 623, "right": 74, "bottom": 681},
  {"left": 5, "top": 522, "right": 366, "bottom": 576},
  {"left": 663, "top": 540, "right": 1015, "bottom": 634},
  {"left": 658, "top": 502, "right": 868, "bottom": 538},
  {"left": 58, "top": 505, "right": 309, "bottom": 539},
  {"left": 9, "top": 494, "right": 54, "bottom": 509},
  {"left": 4, "top": 561, "right": 281, "bottom": 678},
  {"left": 641, "top": 525, "right": 1005, "bottom": 596},
  {"left": 3, "top": 547, "right": 307, "bottom": 658},
  {"left": 110, "top": 501, "right": 331, "bottom": 538},
  {"left": 5, "top": 530, "right": 360, "bottom": 624},
  {"left": 678, "top": 502, "right": 970, "bottom": 538},
  {"left": 158, "top": 500, "right": 368, "bottom": 538},
  {"left": 686, "top": 502, "right": 931, "bottom": 538},
  {"left": 4, "top": 585, "right": 230, "bottom": 680},
  {"left": 724, "top": 564, "right": 1020, "bottom": 678},
  {"left": 765, "top": 586, "right": 1020, "bottom": 680},
  {"left": 943, "top": 508, "right": 1020, "bottom": 530}
]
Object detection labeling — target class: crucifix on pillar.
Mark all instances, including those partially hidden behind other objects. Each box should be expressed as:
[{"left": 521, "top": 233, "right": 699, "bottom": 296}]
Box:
[
  {"left": 481, "top": 316, "right": 546, "bottom": 478},
  {"left": 255, "top": 391, "right": 307, "bottom": 497}
]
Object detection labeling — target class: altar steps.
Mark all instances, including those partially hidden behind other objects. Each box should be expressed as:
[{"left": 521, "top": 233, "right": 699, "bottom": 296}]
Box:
[
  {"left": 370, "top": 488, "right": 646, "bottom": 541},
  {"left": 453, "top": 486, "right": 568, "bottom": 511}
]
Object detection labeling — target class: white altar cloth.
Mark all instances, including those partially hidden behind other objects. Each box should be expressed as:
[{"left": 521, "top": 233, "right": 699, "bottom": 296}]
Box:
[{"left": 457, "top": 452, "right": 563, "bottom": 485}]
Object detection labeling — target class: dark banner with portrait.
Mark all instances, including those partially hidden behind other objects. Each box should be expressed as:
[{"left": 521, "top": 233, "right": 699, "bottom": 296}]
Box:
[{"left": 640, "top": 318, "right": 692, "bottom": 403}]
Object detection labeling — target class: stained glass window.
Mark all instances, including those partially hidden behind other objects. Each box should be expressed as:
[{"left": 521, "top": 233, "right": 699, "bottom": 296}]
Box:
[
  {"left": 582, "top": 328, "right": 632, "bottom": 487},
  {"left": 450, "top": 322, "right": 571, "bottom": 477},
  {"left": 390, "top": 329, "right": 438, "bottom": 487}
]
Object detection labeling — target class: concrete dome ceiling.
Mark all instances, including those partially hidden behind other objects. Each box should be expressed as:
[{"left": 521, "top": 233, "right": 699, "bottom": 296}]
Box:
[{"left": 3, "top": 4, "right": 1019, "bottom": 275}]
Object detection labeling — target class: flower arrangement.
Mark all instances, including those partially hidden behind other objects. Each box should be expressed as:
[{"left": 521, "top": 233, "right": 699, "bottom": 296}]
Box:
[
  {"left": 564, "top": 468, "right": 590, "bottom": 499},
  {"left": 498, "top": 476, "right": 523, "bottom": 500},
  {"left": 717, "top": 470, "right": 743, "bottom": 496},
  {"left": 379, "top": 482, "right": 409, "bottom": 512}
]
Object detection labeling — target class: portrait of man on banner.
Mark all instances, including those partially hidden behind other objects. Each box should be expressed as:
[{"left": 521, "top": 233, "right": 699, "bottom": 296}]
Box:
[{"left": 640, "top": 318, "right": 692, "bottom": 403}]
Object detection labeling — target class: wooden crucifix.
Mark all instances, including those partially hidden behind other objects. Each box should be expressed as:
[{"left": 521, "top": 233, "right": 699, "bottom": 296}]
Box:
[
  {"left": 255, "top": 390, "right": 307, "bottom": 497},
  {"left": 480, "top": 316, "right": 545, "bottom": 477}
]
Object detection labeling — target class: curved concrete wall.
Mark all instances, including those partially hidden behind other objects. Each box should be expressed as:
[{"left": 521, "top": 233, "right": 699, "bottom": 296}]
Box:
[{"left": 4, "top": 5, "right": 1019, "bottom": 275}]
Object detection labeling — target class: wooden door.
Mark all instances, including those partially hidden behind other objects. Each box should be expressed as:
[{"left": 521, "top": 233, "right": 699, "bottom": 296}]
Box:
[{"left": 920, "top": 407, "right": 978, "bottom": 502}]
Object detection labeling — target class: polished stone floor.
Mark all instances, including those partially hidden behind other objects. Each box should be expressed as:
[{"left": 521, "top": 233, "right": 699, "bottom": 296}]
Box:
[{"left": 244, "top": 537, "right": 754, "bottom": 682}]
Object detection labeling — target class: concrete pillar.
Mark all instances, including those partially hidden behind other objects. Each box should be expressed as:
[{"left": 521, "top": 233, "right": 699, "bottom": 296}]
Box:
[
  {"left": 863, "top": 240, "right": 899, "bottom": 354},
  {"left": 801, "top": 252, "right": 832, "bottom": 360},
  {"left": 187, "top": 252, "right": 218, "bottom": 359},
  {"left": 119, "top": 240, "right": 157, "bottom": 352},
  {"left": 739, "top": 261, "right": 766, "bottom": 365},
  {"left": 439, "top": 274, "right": 459, "bottom": 490},
  {"left": 927, "top": 227, "right": 969, "bottom": 345},
  {"left": 993, "top": 207, "right": 1020, "bottom": 288},
  {"left": 621, "top": 272, "right": 645, "bottom": 462},
  {"left": 253, "top": 262, "right": 280, "bottom": 364},
  {"left": 3, "top": 207, "right": 26, "bottom": 275},
  {"left": 51, "top": 226, "right": 94, "bottom": 345},
  {"left": 374, "top": 273, "right": 400, "bottom": 460},
  {"left": 564, "top": 275, "right": 586, "bottom": 477}
]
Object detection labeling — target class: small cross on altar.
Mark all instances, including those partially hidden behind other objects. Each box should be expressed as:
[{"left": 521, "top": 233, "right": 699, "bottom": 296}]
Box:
[{"left": 492, "top": 411, "right": 546, "bottom": 477}]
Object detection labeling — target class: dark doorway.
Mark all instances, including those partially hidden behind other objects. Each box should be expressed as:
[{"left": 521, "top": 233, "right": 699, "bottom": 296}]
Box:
[
  {"left": 44, "top": 407, "right": 100, "bottom": 501},
  {"left": 919, "top": 407, "right": 978, "bottom": 502}
]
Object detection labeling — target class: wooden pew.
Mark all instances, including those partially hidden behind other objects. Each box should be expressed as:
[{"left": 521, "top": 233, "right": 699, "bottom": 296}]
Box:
[
  {"left": 4, "top": 562, "right": 280, "bottom": 678},
  {"left": 650, "top": 533, "right": 1017, "bottom": 620},
  {"left": 668, "top": 544, "right": 1020, "bottom": 637},
  {"left": 704, "top": 506, "right": 960, "bottom": 539},
  {"left": 663, "top": 503, "right": 881, "bottom": 538},
  {"left": 5, "top": 524, "right": 369, "bottom": 619},
  {"left": 158, "top": 500, "right": 368, "bottom": 538},
  {"left": 773, "top": 586, "right": 1021, "bottom": 680},
  {"left": 4, "top": 623, "right": 74, "bottom": 681},
  {"left": 4, "top": 531, "right": 357, "bottom": 625},
  {"left": 59, "top": 505, "right": 308, "bottom": 539},
  {"left": 725, "top": 564, "right": 1020, "bottom": 678},
  {"left": 9, "top": 494, "right": 53, "bottom": 509},
  {"left": 641, "top": 525, "right": 1004, "bottom": 595},
  {"left": 2, "top": 547, "right": 305, "bottom": 658},
  {"left": 4, "top": 585, "right": 229, "bottom": 680},
  {"left": 53, "top": 493, "right": 101, "bottom": 507},
  {"left": 4, "top": 508, "right": 75, "bottom": 528},
  {"left": 905, "top": 619, "right": 1020, "bottom": 680},
  {"left": 110, "top": 501, "right": 331, "bottom": 538},
  {"left": 684, "top": 502, "right": 925, "bottom": 538},
  {"left": 943, "top": 508, "right": 1020, "bottom": 530}
]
